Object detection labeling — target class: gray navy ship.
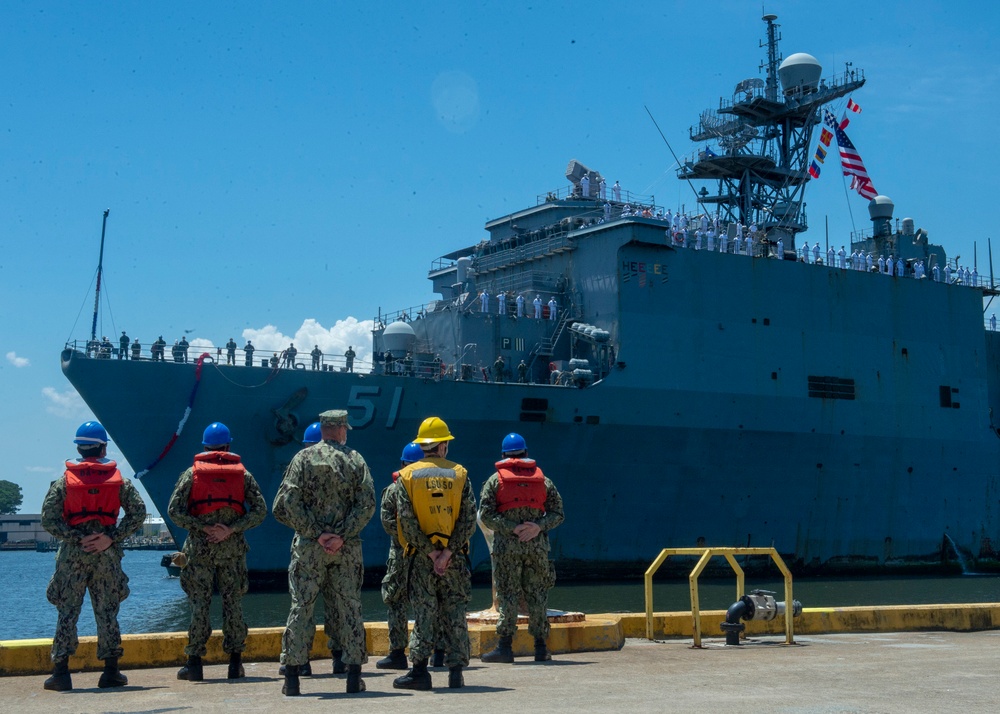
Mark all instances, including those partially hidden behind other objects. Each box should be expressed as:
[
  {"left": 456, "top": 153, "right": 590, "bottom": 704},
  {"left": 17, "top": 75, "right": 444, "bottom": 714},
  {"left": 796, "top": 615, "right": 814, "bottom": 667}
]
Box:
[{"left": 62, "top": 14, "right": 1000, "bottom": 586}]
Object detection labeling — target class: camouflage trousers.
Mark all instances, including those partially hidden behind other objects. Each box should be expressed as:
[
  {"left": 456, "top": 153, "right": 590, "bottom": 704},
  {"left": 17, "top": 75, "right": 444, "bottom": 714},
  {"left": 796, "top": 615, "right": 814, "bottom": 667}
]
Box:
[
  {"left": 382, "top": 545, "right": 409, "bottom": 651},
  {"left": 494, "top": 550, "right": 556, "bottom": 639},
  {"left": 180, "top": 551, "right": 249, "bottom": 656},
  {"left": 281, "top": 538, "right": 367, "bottom": 667},
  {"left": 46, "top": 544, "right": 130, "bottom": 661},
  {"left": 406, "top": 553, "right": 471, "bottom": 667}
]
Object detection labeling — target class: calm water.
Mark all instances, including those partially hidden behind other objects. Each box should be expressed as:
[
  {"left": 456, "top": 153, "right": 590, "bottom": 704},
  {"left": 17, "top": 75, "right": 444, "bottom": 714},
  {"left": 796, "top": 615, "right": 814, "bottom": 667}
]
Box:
[{"left": 5, "top": 550, "right": 1000, "bottom": 641}]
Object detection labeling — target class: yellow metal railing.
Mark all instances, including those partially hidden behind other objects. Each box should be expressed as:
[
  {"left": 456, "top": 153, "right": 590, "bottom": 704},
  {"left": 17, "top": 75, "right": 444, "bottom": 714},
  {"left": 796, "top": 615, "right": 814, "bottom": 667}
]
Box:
[{"left": 644, "top": 547, "right": 794, "bottom": 647}]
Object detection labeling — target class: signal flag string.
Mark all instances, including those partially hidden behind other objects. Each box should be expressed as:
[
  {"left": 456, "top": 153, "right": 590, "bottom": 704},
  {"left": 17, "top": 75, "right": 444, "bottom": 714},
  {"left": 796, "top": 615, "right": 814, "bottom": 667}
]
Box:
[{"left": 134, "top": 352, "right": 211, "bottom": 480}]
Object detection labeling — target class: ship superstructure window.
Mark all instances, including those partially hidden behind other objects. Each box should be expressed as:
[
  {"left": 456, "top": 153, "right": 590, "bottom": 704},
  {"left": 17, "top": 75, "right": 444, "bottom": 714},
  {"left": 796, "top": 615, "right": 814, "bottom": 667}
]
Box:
[{"left": 807, "top": 376, "right": 855, "bottom": 400}]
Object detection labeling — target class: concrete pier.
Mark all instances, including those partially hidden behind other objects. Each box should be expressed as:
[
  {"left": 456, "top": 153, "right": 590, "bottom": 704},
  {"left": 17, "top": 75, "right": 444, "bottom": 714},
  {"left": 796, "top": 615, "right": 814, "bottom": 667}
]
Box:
[{"left": 3, "top": 605, "right": 999, "bottom": 713}]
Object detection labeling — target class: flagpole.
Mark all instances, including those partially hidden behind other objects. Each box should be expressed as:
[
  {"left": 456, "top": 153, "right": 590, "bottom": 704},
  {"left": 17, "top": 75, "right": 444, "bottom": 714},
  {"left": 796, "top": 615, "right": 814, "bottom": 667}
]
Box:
[{"left": 89, "top": 209, "right": 110, "bottom": 345}]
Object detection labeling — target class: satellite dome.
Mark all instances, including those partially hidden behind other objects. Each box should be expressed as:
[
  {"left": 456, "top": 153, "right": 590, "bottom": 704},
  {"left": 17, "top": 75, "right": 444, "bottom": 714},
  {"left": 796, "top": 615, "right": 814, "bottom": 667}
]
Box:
[
  {"left": 778, "top": 53, "right": 822, "bottom": 95},
  {"left": 383, "top": 320, "right": 416, "bottom": 356},
  {"left": 868, "top": 195, "right": 894, "bottom": 220}
]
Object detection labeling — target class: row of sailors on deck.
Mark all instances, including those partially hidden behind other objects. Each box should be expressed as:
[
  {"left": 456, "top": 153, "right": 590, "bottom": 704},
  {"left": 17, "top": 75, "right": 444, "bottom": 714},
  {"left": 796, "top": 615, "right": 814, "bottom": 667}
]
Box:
[
  {"left": 478, "top": 291, "right": 558, "bottom": 320},
  {"left": 575, "top": 176, "right": 621, "bottom": 201},
  {"left": 668, "top": 230, "right": 981, "bottom": 286}
]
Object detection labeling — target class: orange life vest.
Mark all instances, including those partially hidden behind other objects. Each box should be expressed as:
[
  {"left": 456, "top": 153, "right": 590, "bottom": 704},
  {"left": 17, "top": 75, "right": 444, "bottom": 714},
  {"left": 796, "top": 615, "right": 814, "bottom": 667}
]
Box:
[
  {"left": 495, "top": 458, "right": 547, "bottom": 513},
  {"left": 63, "top": 459, "right": 123, "bottom": 526},
  {"left": 189, "top": 451, "right": 246, "bottom": 516}
]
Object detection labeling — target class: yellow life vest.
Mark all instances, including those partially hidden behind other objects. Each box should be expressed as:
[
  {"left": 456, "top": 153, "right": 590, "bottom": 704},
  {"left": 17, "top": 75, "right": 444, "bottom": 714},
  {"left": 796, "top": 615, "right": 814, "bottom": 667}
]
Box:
[{"left": 396, "top": 457, "right": 466, "bottom": 552}]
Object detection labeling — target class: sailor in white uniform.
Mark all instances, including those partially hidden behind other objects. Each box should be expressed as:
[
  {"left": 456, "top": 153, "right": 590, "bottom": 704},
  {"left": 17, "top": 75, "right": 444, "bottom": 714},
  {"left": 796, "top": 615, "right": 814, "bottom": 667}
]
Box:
[
  {"left": 866, "top": 253, "right": 873, "bottom": 272},
  {"left": 745, "top": 234, "right": 754, "bottom": 257},
  {"left": 896, "top": 258, "right": 904, "bottom": 276},
  {"left": 497, "top": 291, "right": 506, "bottom": 315},
  {"left": 887, "top": 256, "right": 895, "bottom": 276},
  {"left": 944, "top": 264, "right": 951, "bottom": 283},
  {"left": 932, "top": 264, "right": 940, "bottom": 282},
  {"left": 516, "top": 294, "right": 525, "bottom": 317},
  {"left": 813, "top": 243, "right": 821, "bottom": 264},
  {"left": 776, "top": 237, "right": 784, "bottom": 258},
  {"left": 533, "top": 295, "right": 542, "bottom": 319},
  {"left": 972, "top": 268, "right": 979, "bottom": 286},
  {"left": 878, "top": 256, "right": 886, "bottom": 273},
  {"left": 547, "top": 298, "right": 557, "bottom": 321},
  {"left": 992, "top": 314, "right": 997, "bottom": 331},
  {"left": 837, "top": 246, "right": 847, "bottom": 268},
  {"left": 827, "top": 246, "right": 835, "bottom": 266},
  {"left": 706, "top": 230, "right": 716, "bottom": 252},
  {"left": 580, "top": 175, "right": 590, "bottom": 198},
  {"left": 719, "top": 230, "right": 728, "bottom": 254},
  {"left": 603, "top": 202, "right": 611, "bottom": 222},
  {"left": 612, "top": 181, "right": 621, "bottom": 202},
  {"left": 599, "top": 178, "right": 607, "bottom": 200},
  {"left": 694, "top": 230, "right": 703, "bottom": 250},
  {"left": 480, "top": 290, "right": 490, "bottom": 312}
]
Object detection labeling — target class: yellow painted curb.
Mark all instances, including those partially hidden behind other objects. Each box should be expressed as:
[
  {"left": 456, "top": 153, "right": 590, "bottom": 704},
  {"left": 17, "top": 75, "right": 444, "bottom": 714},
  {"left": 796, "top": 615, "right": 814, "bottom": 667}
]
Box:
[{"left": 0, "top": 616, "right": 624, "bottom": 676}]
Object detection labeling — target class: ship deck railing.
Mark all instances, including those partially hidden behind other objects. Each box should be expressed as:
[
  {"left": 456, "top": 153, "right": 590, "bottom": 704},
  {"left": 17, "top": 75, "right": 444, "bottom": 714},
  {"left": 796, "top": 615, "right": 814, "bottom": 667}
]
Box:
[
  {"left": 536, "top": 184, "right": 655, "bottom": 207},
  {"left": 64, "top": 340, "right": 374, "bottom": 373}
]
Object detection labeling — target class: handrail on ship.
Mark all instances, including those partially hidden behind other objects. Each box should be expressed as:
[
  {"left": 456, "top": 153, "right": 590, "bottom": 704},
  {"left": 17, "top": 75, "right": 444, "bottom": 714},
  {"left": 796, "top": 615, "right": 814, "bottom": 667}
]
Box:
[
  {"left": 63, "top": 340, "right": 372, "bottom": 373},
  {"left": 643, "top": 546, "right": 794, "bottom": 647}
]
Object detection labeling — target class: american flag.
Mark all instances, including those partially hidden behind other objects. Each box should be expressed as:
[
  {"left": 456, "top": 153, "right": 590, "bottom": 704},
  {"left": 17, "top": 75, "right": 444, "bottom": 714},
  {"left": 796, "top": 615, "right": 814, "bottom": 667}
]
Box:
[{"left": 823, "top": 109, "right": 878, "bottom": 200}]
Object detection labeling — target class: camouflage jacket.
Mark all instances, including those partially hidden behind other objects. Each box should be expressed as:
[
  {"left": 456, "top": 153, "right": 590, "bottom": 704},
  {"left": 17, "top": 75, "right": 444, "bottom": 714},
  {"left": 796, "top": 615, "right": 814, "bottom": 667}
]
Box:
[{"left": 272, "top": 440, "right": 375, "bottom": 542}]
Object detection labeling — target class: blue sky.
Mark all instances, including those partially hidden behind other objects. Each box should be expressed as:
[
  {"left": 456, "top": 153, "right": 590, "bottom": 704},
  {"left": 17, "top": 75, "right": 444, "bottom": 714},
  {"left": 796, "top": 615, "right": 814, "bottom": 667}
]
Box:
[{"left": 3, "top": 1, "right": 997, "bottom": 515}]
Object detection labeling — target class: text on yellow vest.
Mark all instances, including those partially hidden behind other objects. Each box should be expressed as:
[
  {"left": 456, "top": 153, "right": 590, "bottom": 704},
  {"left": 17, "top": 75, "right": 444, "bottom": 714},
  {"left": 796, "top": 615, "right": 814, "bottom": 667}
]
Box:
[{"left": 396, "top": 457, "right": 467, "bottom": 552}]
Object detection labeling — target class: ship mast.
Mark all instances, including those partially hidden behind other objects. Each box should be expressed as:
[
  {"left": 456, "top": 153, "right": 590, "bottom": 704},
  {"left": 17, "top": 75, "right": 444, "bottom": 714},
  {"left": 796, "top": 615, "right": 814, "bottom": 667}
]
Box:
[
  {"left": 681, "top": 13, "right": 865, "bottom": 249},
  {"left": 89, "top": 209, "right": 110, "bottom": 345}
]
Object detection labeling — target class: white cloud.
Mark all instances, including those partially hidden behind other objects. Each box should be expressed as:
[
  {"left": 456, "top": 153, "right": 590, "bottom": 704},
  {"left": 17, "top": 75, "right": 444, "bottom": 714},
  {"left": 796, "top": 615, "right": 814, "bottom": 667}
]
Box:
[
  {"left": 6, "top": 351, "right": 29, "bottom": 368},
  {"left": 25, "top": 466, "right": 57, "bottom": 474},
  {"left": 42, "top": 387, "right": 92, "bottom": 420},
  {"left": 242, "top": 317, "right": 375, "bottom": 370}
]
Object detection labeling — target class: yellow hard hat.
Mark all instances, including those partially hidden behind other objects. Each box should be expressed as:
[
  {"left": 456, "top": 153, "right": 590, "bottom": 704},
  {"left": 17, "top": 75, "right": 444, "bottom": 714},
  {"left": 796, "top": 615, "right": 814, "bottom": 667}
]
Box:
[{"left": 414, "top": 416, "right": 454, "bottom": 444}]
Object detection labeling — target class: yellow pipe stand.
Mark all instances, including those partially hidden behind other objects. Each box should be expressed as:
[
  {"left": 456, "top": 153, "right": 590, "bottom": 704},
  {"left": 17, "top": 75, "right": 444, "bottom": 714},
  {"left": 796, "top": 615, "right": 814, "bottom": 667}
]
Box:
[{"left": 644, "top": 546, "right": 794, "bottom": 647}]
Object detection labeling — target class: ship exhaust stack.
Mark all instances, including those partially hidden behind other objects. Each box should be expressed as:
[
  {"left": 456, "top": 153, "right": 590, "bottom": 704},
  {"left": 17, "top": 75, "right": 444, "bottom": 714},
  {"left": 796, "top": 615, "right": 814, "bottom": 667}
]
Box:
[{"left": 720, "top": 590, "right": 803, "bottom": 646}]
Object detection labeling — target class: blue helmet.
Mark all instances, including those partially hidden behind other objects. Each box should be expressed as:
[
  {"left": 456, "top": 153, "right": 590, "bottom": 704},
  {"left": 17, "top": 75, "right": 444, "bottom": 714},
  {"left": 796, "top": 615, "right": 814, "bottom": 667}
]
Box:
[
  {"left": 401, "top": 442, "right": 424, "bottom": 464},
  {"left": 501, "top": 432, "right": 526, "bottom": 454},
  {"left": 202, "top": 422, "right": 232, "bottom": 447},
  {"left": 303, "top": 422, "right": 322, "bottom": 444},
  {"left": 74, "top": 421, "right": 108, "bottom": 445}
]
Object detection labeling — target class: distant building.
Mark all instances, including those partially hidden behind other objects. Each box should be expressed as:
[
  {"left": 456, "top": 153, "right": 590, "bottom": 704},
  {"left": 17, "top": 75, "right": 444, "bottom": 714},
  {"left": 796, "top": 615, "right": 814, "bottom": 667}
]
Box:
[{"left": 0, "top": 514, "right": 53, "bottom": 544}]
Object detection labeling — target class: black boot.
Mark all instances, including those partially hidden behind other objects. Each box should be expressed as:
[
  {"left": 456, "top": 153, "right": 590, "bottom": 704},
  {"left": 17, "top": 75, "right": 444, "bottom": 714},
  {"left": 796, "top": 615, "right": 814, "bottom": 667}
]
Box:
[
  {"left": 432, "top": 648, "right": 445, "bottom": 667},
  {"left": 534, "top": 637, "right": 552, "bottom": 662},
  {"left": 392, "top": 659, "right": 432, "bottom": 690},
  {"left": 346, "top": 664, "right": 366, "bottom": 693},
  {"left": 228, "top": 652, "right": 245, "bottom": 679},
  {"left": 481, "top": 635, "right": 514, "bottom": 663},
  {"left": 448, "top": 665, "right": 464, "bottom": 689},
  {"left": 97, "top": 657, "right": 128, "bottom": 688},
  {"left": 177, "top": 655, "right": 203, "bottom": 681},
  {"left": 376, "top": 648, "right": 409, "bottom": 669},
  {"left": 332, "top": 649, "right": 346, "bottom": 674},
  {"left": 43, "top": 658, "right": 72, "bottom": 692},
  {"left": 278, "top": 660, "right": 312, "bottom": 676},
  {"left": 282, "top": 664, "right": 300, "bottom": 696}
]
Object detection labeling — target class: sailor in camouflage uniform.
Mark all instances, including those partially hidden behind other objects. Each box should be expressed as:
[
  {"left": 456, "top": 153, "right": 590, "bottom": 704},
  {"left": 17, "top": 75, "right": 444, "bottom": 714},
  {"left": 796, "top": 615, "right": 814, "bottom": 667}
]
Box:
[
  {"left": 392, "top": 416, "right": 477, "bottom": 691},
  {"left": 41, "top": 421, "right": 147, "bottom": 692},
  {"left": 479, "top": 432, "right": 565, "bottom": 663},
  {"left": 273, "top": 409, "right": 375, "bottom": 697},
  {"left": 376, "top": 441, "right": 425, "bottom": 670},
  {"left": 168, "top": 422, "right": 267, "bottom": 682}
]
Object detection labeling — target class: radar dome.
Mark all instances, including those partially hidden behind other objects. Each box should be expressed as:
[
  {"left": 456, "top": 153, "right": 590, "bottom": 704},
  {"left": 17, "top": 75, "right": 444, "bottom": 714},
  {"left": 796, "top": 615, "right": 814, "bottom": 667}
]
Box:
[
  {"left": 778, "top": 53, "right": 822, "bottom": 95},
  {"left": 868, "top": 195, "right": 894, "bottom": 220},
  {"left": 383, "top": 320, "right": 416, "bottom": 356}
]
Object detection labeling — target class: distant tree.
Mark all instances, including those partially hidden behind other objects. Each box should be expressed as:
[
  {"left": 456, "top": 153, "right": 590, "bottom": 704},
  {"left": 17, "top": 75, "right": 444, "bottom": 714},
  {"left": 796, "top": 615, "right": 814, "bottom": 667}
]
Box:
[{"left": 0, "top": 480, "right": 23, "bottom": 514}]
